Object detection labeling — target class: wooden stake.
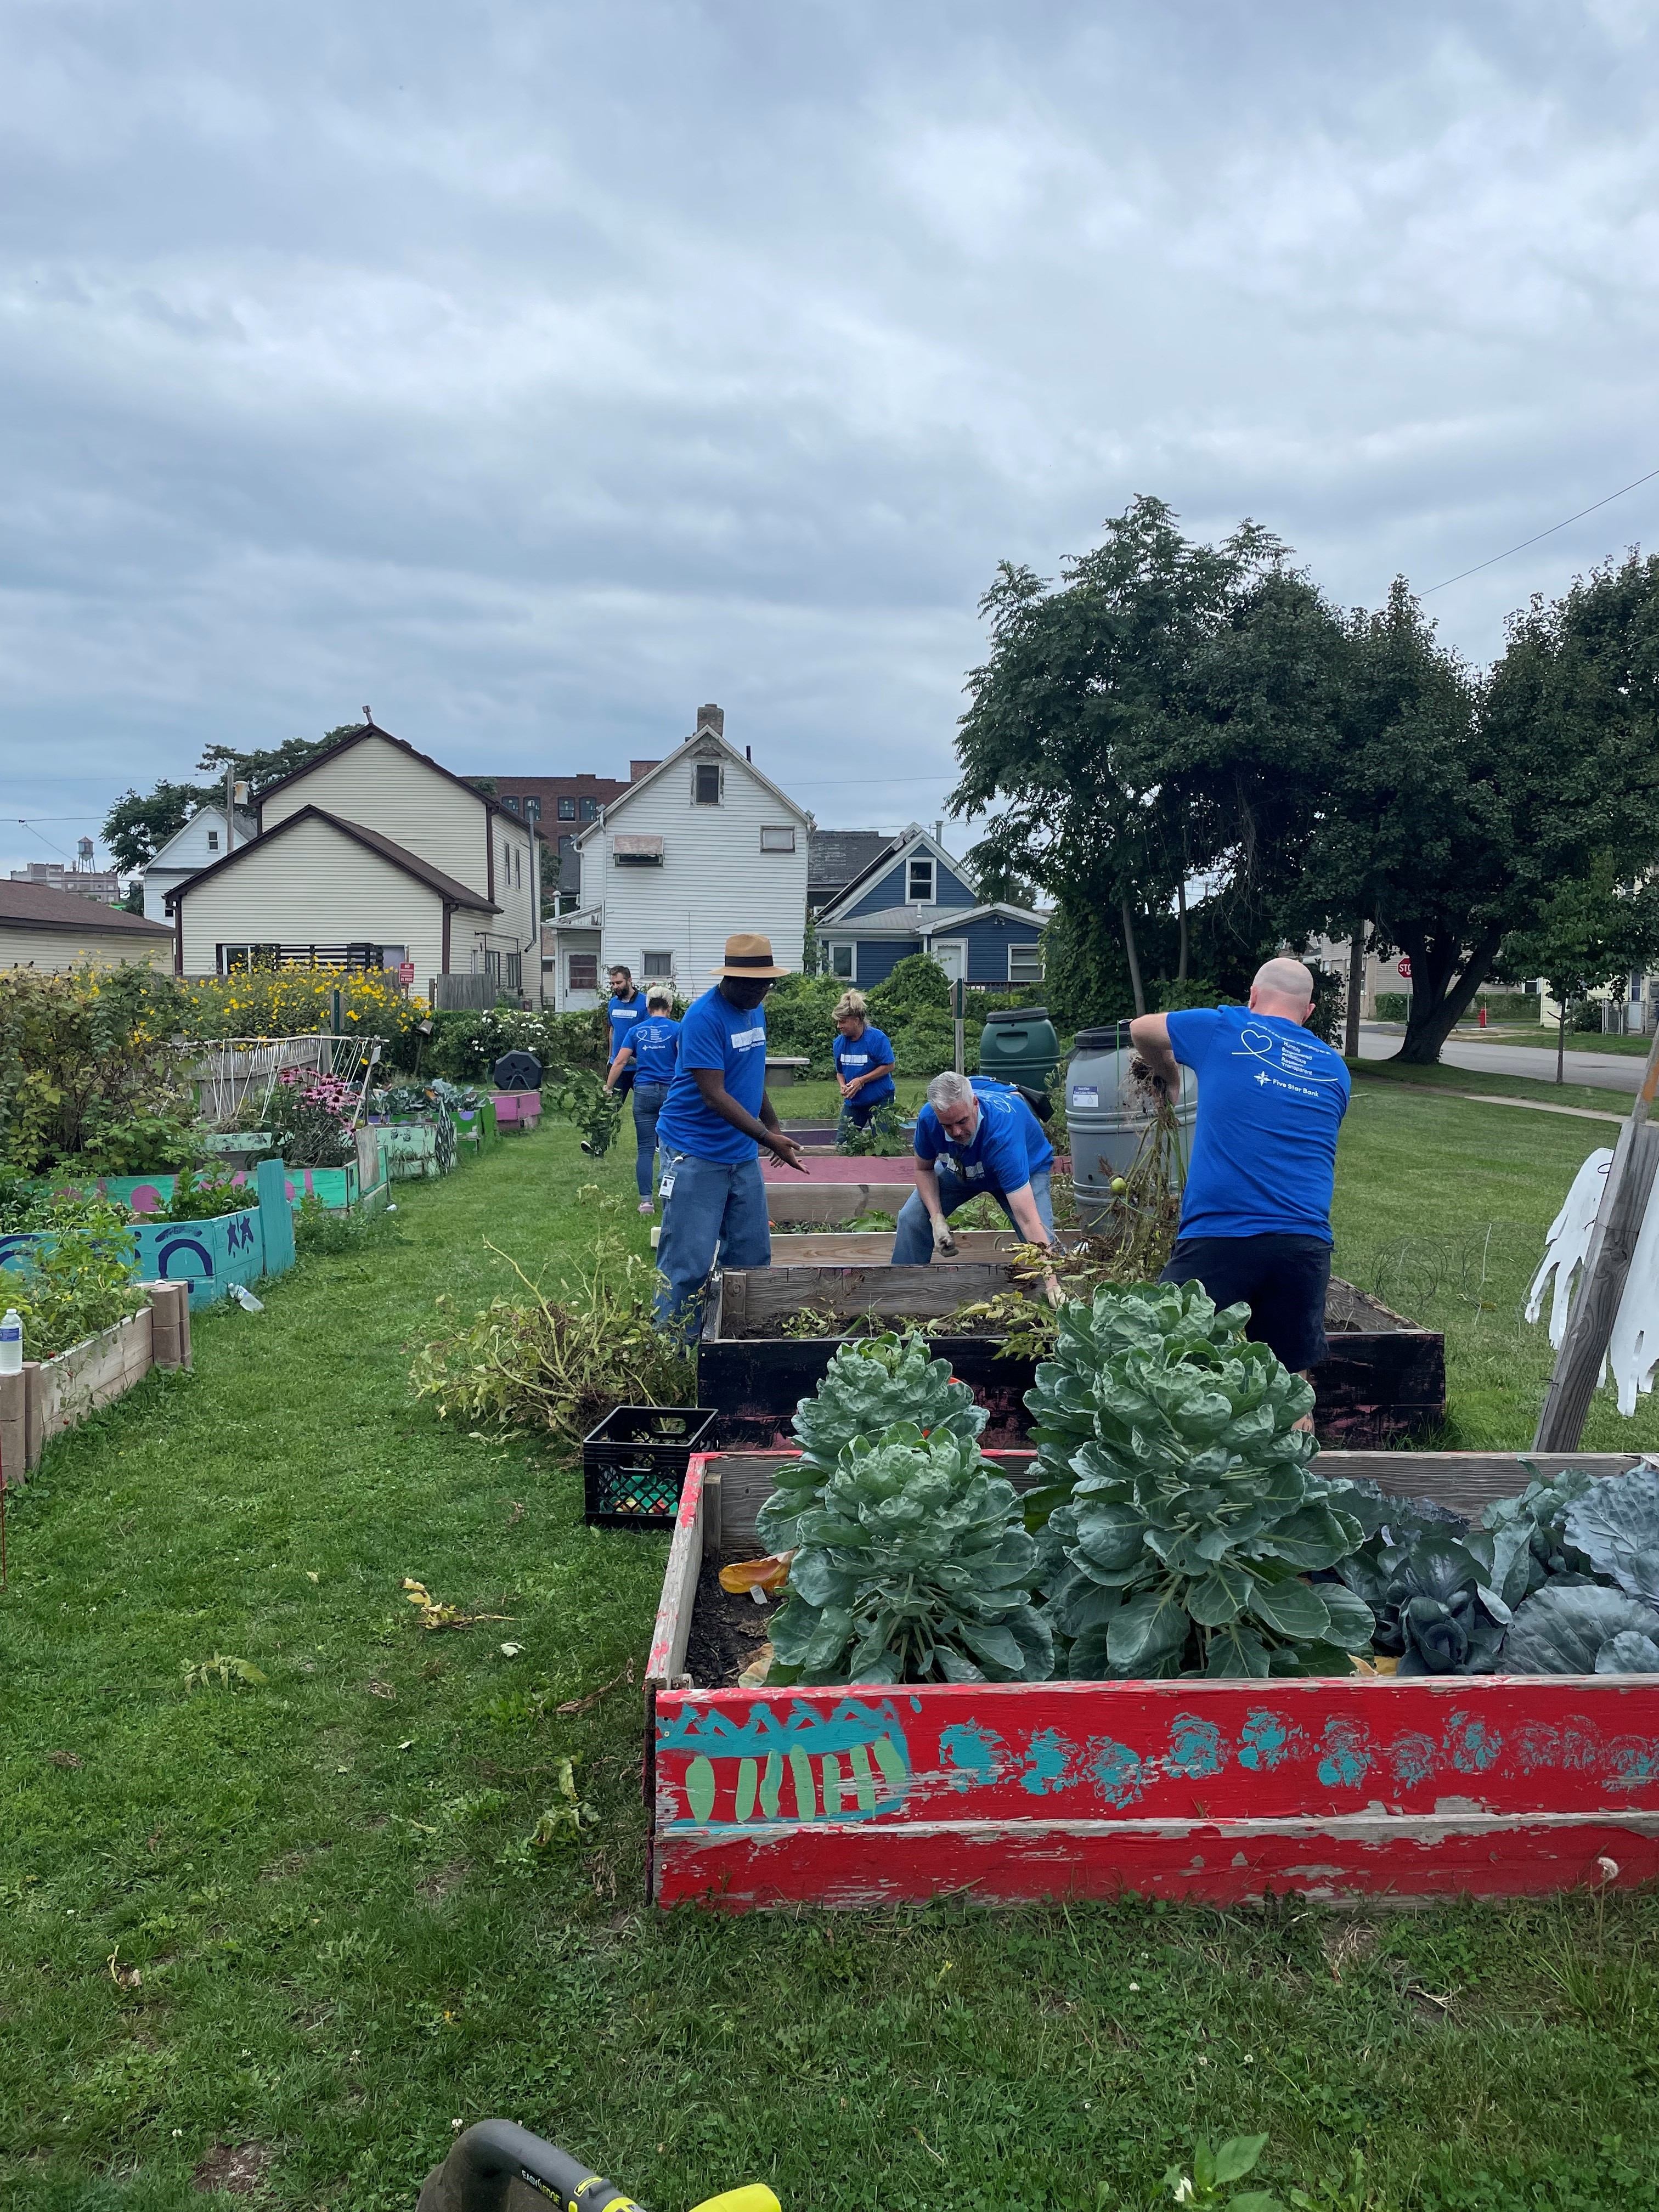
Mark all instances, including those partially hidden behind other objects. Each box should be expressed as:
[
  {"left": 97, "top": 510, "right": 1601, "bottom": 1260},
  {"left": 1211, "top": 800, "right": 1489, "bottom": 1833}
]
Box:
[{"left": 1533, "top": 1026, "right": 1659, "bottom": 1451}]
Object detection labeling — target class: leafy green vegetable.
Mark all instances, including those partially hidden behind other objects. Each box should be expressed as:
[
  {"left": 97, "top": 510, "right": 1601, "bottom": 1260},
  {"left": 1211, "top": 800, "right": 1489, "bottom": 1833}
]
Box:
[
  {"left": 766, "top": 1425, "right": 1052, "bottom": 1686},
  {"left": 1563, "top": 1469, "right": 1659, "bottom": 1608},
  {"left": 1034, "top": 1298, "right": 1370, "bottom": 1680},
  {"left": 1023, "top": 1280, "right": 1252, "bottom": 1527},
  {"left": 758, "top": 1331, "right": 988, "bottom": 1551},
  {"left": 1384, "top": 1534, "right": 1508, "bottom": 1675},
  {"left": 1503, "top": 1583, "right": 1659, "bottom": 1675},
  {"left": 1481, "top": 1463, "right": 1601, "bottom": 1594}
]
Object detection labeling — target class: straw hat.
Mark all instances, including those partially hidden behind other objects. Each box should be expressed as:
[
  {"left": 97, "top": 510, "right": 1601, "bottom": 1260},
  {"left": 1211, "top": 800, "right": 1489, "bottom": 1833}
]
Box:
[{"left": 710, "top": 932, "right": 791, "bottom": 979}]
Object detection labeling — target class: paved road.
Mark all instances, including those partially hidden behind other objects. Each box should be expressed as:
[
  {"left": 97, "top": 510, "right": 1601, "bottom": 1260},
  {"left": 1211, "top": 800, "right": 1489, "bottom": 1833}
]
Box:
[{"left": 1357, "top": 1025, "right": 1645, "bottom": 1095}]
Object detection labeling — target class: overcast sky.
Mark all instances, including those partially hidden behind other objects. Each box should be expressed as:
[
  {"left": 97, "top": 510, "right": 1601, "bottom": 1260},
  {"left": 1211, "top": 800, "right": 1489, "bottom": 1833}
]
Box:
[{"left": 4, "top": 0, "right": 1658, "bottom": 878}]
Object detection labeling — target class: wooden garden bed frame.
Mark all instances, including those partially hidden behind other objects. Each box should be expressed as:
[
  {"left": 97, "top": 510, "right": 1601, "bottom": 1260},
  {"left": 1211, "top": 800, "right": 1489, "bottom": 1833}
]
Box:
[
  {"left": 645, "top": 1447, "right": 1659, "bottom": 1912},
  {"left": 0, "top": 1280, "right": 191, "bottom": 1485},
  {"left": 698, "top": 1265, "right": 1447, "bottom": 1450}
]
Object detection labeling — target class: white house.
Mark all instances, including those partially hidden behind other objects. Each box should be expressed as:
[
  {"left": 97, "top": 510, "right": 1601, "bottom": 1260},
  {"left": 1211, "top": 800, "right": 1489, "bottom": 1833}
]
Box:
[
  {"left": 545, "top": 706, "right": 809, "bottom": 1010},
  {"left": 142, "top": 805, "right": 257, "bottom": 924},
  {"left": 167, "top": 721, "right": 541, "bottom": 1001}
]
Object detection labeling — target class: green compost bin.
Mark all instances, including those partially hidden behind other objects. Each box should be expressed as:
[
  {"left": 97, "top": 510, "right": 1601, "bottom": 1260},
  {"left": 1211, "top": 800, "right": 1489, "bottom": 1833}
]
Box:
[{"left": 975, "top": 1005, "right": 1060, "bottom": 1096}]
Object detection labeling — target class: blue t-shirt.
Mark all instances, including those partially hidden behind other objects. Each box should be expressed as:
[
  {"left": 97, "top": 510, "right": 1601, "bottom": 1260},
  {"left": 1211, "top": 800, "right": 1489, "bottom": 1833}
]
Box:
[
  {"left": 628, "top": 1016, "right": 680, "bottom": 1085},
  {"left": 1166, "top": 1006, "right": 1350, "bottom": 1243},
  {"left": 833, "top": 1024, "right": 896, "bottom": 1106},
  {"left": 608, "top": 991, "right": 647, "bottom": 1057},
  {"left": 656, "top": 988, "right": 769, "bottom": 1164},
  {"left": 913, "top": 1076, "right": 1053, "bottom": 1193}
]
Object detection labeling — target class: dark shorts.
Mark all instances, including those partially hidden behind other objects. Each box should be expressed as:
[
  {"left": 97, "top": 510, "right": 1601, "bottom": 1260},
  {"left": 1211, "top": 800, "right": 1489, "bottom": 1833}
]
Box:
[
  {"left": 612, "top": 1066, "right": 635, "bottom": 1101},
  {"left": 1159, "top": 1233, "right": 1331, "bottom": 1371}
]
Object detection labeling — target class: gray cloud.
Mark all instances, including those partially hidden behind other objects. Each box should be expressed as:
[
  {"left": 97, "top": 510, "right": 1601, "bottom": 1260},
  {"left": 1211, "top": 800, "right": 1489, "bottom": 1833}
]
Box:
[{"left": 3, "top": 1, "right": 1658, "bottom": 873}]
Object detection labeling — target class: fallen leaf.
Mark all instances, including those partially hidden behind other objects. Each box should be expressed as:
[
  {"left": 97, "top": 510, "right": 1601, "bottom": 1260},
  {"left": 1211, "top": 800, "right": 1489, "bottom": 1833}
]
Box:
[{"left": 47, "top": 1750, "right": 83, "bottom": 1770}]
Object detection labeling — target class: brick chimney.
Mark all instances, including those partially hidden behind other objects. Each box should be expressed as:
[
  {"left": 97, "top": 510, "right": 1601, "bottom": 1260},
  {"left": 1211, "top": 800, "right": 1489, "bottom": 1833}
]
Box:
[
  {"left": 696, "top": 703, "right": 724, "bottom": 737},
  {"left": 629, "top": 759, "right": 660, "bottom": 782}
]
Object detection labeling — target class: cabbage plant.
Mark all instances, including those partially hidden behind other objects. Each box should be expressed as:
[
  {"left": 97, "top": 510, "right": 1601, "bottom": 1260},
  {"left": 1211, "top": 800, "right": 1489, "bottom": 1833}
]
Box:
[
  {"left": 759, "top": 1333, "right": 988, "bottom": 1551},
  {"left": 1024, "top": 1282, "right": 1254, "bottom": 1527},
  {"left": 765, "top": 1426, "right": 1052, "bottom": 1686},
  {"left": 1501, "top": 1468, "right": 1659, "bottom": 1673},
  {"left": 1037, "top": 1327, "right": 1374, "bottom": 1679}
]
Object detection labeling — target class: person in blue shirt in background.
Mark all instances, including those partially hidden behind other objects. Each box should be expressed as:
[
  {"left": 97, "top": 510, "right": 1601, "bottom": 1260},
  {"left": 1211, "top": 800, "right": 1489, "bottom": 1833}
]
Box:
[
  {"left": 605, "top": 986, "right": 680, "bottom": 1215},
  {"left": 1129, "top": 956, "right": 1350, "bottom": 1412},
  {"left": 653, "top": 933, "right": 806, "bottom": 1331},
  {"left": 831, "top": 989, "right": 896, "bottom": 1133},
  {"left": 602, "top": 966, "right": 648, "bottom": 1099},
  {"left": 892, "top": 1069, "right": 1056, "bottom": 1262}
]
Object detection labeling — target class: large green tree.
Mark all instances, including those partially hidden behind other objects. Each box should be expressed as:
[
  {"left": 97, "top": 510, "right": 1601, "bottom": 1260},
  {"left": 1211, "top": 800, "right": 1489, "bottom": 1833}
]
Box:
[
  {"left": 102, "top": 727, "right": 357, "bottom": 871},
  {"left": 1498, "top": 855, "right": 1659, "bottom": 1081}
]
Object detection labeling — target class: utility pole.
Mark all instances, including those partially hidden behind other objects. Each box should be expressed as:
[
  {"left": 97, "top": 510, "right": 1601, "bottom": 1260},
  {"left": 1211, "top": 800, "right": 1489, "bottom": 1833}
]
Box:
[
  {"left": 1345, "top": 926, "right": 1365, "bottom": 1060},
  {"left": 224, "top": 764, "right": 237, "bottom": 854}
]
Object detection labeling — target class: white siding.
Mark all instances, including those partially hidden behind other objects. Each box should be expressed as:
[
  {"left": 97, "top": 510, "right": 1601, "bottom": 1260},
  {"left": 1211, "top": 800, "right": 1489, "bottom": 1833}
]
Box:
[
  {"left": 262, "top": 735, "right": 491, "bottom": 900},
  {"left": 175, "top": 816, "right": 449, "bottom": 983},
  {"left": 576, "top": 740, "right": 808, "bottom": 994},
  {"left": 0, "top": 925, "right": 172, "bottom": 975},
  {"left": 142, "top": 809, "right": 255, "bottom": 921},
  {"left": 261, "top": 735, "right": 539, "bottom": 997}
]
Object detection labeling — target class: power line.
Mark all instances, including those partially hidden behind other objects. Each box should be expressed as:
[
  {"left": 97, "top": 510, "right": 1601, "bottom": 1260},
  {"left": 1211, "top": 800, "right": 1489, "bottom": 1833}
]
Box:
[
  {"left": 1422, "top": 461, "right": 1659, "bottom": 595},
  {"left": 14, "top": 820, "right": 75, "bottom": 860}
]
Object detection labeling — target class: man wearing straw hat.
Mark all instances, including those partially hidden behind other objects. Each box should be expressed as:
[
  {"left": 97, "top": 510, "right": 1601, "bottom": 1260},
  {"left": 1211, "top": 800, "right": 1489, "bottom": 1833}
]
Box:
[{"left": 653, "top": 932, "right": 806, "bottom": 1332}]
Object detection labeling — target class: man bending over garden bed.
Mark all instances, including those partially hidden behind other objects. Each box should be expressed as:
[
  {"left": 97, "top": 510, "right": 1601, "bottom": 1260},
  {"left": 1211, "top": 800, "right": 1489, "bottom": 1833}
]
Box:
[{"left": 892, "top": 1070, "right": 1056, "bottom": 1262}]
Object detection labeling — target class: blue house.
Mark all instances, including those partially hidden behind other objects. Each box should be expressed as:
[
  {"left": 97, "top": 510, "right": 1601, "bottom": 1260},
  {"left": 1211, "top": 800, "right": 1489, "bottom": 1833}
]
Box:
[{"left": 812, "top": 825, "right": 1049, "bottom": 991}]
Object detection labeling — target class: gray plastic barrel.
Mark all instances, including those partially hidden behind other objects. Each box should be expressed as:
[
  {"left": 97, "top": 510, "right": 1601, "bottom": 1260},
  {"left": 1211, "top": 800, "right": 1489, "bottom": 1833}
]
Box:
[
  {"left": 1063, "top": 1022, "right": 1198, "bottom": 1224},
  {"left": 975, "top": 1006, "right": 1060, "bottom": 1094}
]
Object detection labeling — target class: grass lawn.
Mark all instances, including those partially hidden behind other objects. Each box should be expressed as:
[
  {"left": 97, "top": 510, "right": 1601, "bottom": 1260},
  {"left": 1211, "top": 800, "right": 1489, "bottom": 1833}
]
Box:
[
  {"left": 1347, "top": 1057, "right": 1628, "bottom": 1116},
  {"left": 1476, "top": 1029, "right": 1655, "bottom": 1058},
  {"left": 5, "top": 1104, "right": 1659, "bottom": 2211}
]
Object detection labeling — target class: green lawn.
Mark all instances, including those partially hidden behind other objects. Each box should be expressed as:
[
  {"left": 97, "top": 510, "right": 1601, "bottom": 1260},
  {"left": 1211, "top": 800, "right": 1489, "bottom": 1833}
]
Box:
[
  {"left": 1476, "top": 1028, "right": 1655, "bottom": 1058},
  {"left": 5, "top": 1105, "right": 1659, "bottom": 2210},
  {"left": 1348, "top": 1057, "right": 1628, "bottom": 1115}
]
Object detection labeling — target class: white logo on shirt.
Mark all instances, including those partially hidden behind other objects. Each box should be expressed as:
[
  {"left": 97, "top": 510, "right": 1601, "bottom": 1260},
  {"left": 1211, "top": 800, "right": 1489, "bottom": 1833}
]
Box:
[
  {"left": 841, "top": 1053, "right": 868, "bottom": 1068},
  {"left": 730, "top": 1026, "right": 766, "bottom": 1049}
]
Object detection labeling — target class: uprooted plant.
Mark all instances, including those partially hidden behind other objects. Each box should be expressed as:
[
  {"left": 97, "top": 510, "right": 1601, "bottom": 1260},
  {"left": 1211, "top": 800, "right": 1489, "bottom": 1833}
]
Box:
[
  {"left": 410, "top": 1232, "right": 692, "bottom": 1447},
  {"left": 765, "top": 1425, "right": 1052, "bottom": 1686}
]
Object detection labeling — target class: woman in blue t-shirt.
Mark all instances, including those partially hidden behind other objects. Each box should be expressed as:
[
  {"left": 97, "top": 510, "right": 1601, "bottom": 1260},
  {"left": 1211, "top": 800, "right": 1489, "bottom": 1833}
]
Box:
[
  {"left": 831, "top": 989, "right": 897, "bottom": 1133},
  {"left": 602, "top": 967, "right": 648, "bottom": 1101},
  {"left": 607, "top": 989, "right": 681, "bottom": 1212}
]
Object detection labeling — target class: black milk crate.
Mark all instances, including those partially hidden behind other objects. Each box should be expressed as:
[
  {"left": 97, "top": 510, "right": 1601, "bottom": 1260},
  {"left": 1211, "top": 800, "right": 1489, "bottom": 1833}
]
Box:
[{"left": 582, "top": 1405, "right": 717, "bottom": 1528}]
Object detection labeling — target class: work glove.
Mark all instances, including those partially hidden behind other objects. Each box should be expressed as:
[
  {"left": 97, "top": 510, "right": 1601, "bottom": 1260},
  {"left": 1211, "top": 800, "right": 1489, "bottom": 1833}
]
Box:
[{"left": 932, "top": 1215, "right": 958, "bottom": 1257}]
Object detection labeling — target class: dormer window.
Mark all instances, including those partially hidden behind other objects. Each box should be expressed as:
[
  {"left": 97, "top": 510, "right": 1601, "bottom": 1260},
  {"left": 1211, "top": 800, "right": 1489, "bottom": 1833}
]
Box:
[
  {"left": 694, "top": 763, "right": 722, "bottom": 806},
  {"left": 908, "top": 855, "right": 935, "bottom": 902},
  {"left": 207, "top": 830, "right": 219, "bottom": 851}
]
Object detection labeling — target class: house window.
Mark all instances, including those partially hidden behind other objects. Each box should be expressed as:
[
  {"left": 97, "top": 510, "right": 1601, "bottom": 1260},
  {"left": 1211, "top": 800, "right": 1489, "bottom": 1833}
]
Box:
[
  {"left": 1008, "top": 942, "right": 1044, "bottom": 984},
  {"left": 579, "top": 797, "right": 599, "bottom": 821},
  {"left": 694, "top": 763, "right": 721, "bottom": 806},
  {"left": 642, "top": 950, "right": 674, "bottom": 979},
  {"left": 830, "top": 943, "right": 855, "bottom": 979},
  {"left": 760, "top": 825, "right": 796, "bottom": 853},
  {"left": 483, "top": 949, "right": 503, "bottom": 985},
  {"left": 558, "top": 796, "right": 577, "bottom": 821},
  {"left": 219, "top": 944, "right": 279, "bottom": 974},
  {"left": 568, "top": 952, "right": 599, "bottom": 992},
  {"left": 504, "top": 795, "right": 522, "bottom": 815},
  {"left": 207, "top": 829, "right": 219, "bottom": 851},
  {"left": 907, "top": 856, "right": 935, "bottom": 902},
  {"left": 515, "top": 847, "right": 523, "bottom": 888},
  {"left": 506, "top": 952, "right": 522, "bottom": 991}
]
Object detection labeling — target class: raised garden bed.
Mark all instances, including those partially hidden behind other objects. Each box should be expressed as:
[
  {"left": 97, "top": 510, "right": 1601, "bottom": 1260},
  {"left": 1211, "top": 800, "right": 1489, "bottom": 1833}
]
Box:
[
  {"left": 0, "top": 1280, "right": 191, "bottom": 1483},
  {"left": 492, "top": 1091, "right": 542, "bottom": 1131},
  {"left": 764, "top": 1180, "right": 909, "bottom": 1224},
  {"left": 3, "top": 1160, "right": 297, "bottom": 1311},
  {"left": 645, "top": 1447, "right": 1659, "bottom": 1912},
  {"left": 376, "top": 1119, "right": 457, "bottom": 1180},
  {"left": 768, "top": 1229, "right": 1012, "bottom": 1263},
  {"left": 698, "top": 1264, "right": 1446, "bottom": 1450},
  {"left": 63, "top": 1131, "right": 391, "bottom": 1218},
  {"left": 449, "top": 1099, "right": 500, "bottom": 1155}
]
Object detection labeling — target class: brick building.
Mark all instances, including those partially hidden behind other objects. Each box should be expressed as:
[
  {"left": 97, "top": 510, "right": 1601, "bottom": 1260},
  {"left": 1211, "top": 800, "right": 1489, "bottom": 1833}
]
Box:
[{"left": 490, "top": 765, "right": 660, "bottom": 899}]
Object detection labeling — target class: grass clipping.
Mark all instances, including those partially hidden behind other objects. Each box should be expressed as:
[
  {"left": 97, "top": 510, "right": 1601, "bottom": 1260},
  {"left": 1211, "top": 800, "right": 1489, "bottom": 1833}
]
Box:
[{"left": 411, "top": 1226, "right": 692, "bottom": 1449}]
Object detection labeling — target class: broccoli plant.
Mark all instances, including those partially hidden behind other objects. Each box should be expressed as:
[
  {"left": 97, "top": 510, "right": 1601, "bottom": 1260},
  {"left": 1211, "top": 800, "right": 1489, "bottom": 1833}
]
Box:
[
  {"left": 1023, "top": 1282, "right": 1254, "bottom": 1526},
  {"left": 758, "top": 1332, "right": 988, "bottom": 1551},
  {"left": 1037, "top": 1327, "right": 1374, "bottom": 1679},
  {"left": 765, "top": 1425, "right": 1052, "bottom": 1686}
]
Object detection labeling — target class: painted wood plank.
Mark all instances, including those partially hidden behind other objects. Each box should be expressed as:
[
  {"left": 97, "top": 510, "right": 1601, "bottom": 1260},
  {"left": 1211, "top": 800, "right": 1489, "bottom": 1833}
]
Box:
[
  {"left": 644, "top": 1459, "right": 707, "bottom": 1690},
  {"left": 765, "top": 1183, "right": 907, "bottom": 1223},
  {"left": 654, "top": 1812, "right": 1659, "bottom": 1910}
]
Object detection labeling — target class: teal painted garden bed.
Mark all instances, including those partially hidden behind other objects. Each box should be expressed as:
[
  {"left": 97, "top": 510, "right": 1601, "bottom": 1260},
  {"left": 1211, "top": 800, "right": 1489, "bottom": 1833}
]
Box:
[{"left": 3, "top": 1159, "right": 297, "bottom": 1311}]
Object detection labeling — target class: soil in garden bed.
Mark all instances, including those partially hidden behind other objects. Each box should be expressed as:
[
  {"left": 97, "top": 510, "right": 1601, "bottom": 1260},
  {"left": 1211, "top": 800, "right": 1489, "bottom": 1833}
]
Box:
[{"left": 682, "top": 1558, "right": 777, "bottom": 1689}]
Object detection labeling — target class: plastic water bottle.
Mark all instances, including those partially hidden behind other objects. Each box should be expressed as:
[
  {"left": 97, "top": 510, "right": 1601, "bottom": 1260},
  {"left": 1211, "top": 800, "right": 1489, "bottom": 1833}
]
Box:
[{"left": 0, "top": 1308, "right": 21, "bottom": 1374}]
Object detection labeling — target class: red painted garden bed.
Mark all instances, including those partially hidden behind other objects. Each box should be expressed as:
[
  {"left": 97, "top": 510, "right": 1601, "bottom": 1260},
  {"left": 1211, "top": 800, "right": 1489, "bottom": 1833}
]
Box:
[{"left": 645, "top": 1449, "right": 1659, "bottom": 1911}]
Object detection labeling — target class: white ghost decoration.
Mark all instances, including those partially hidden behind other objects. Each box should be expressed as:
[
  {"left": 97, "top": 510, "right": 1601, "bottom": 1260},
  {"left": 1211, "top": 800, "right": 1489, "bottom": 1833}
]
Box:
[{"left": 1526, "top": 1148, "right": 1614, "bottom": 1350}]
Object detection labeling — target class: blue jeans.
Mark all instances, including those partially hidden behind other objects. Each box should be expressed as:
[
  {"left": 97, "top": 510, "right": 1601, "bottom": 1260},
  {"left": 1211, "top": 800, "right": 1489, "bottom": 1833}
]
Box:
[
  {"left": 837, "top": 1090, "right": 896, "bottom": 1135},
  {"left": 653, "top": 1150, "right": 772, "bottom": 1334},
  {"left": 891, "top": 1166, "right": 1054, "bottom": 1263},
  {"left": 633, "top": 1081, "right": 667, "bottom": 1200}
]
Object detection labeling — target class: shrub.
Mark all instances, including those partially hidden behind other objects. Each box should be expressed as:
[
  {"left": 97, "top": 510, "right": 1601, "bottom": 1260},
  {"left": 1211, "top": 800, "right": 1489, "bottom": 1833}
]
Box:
[
  {"left": 760, "top": 974, "right": 845, "bottom": 1073},
  {"left": 0, "top": 1193, "right": 146, "bottom": 1360},
  {"left": 0, "top": 966, "right": 198, "bottom": 1174},
  {"left": 157, "top": 1165, "right": 255, "bottom": 1220},
  {"left": 177, "top": 968, "right": 426, "bottom": 1053},
  {"left": 867, "top": 953, "right": 951, "bottom": 1026},
  {"left": 1374, "top": 991, "right": 1409, "bottom": 1022},
  {"left": 425, "top": 1006, "right": 600, "bottom": 1080}
]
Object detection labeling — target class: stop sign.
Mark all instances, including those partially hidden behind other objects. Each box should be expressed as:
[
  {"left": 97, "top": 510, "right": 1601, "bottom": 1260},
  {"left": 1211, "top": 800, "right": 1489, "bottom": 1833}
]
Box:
[{"left": 1397, "top": 957, "right": 1412, "bottom": 979}]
